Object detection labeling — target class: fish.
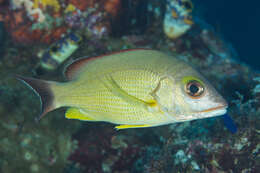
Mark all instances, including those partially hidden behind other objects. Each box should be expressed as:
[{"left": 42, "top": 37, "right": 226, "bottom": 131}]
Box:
[
  {"left": 37, "top": 32, "right": 82, "bottom": 71},
  {"left": 17, "top": 49, "right": 228, "bottom": 129}
]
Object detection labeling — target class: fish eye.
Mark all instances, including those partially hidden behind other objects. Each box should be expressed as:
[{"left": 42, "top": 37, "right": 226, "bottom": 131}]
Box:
[{"left": 185, "top": 80, "right": 204, "bottom": 98}]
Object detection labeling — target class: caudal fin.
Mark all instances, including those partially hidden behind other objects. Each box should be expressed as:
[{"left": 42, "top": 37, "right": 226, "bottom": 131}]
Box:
[{"left": 16, "top": 75, "right": 56, "bottom": 121}]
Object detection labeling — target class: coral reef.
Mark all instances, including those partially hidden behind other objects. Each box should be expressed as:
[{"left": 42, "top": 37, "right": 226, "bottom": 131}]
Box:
[
  {"left": 66, "top": 126, "right": 142, "bottom": 172},
  {"left": 163, "top": 0, "right": 194, "bottom": 39},
  {"left": 0, "top": 0, "right": 259, "bottom": 172},
  {"left": 64, "top": 8, "right": 110, "bottom": 39},
  {"left": 0, "top": 81, "right": 81, "bottom": 172},
  {"left": 1, "top": 0, "right": 120, "bottom": 44},
  {"left": 142, "top": 122, "right": 259, "bottom": 172}
]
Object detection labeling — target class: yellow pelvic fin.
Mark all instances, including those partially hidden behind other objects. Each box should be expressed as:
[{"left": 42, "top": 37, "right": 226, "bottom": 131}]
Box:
[
  {"left": 115, "top": 124, "right": 151, "bottom": 130},
  {"left": 65, "top": 108, "right": 96, "bottom": 121}
]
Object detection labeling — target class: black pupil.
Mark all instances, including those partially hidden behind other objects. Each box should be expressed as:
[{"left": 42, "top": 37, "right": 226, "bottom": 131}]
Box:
[{"left": 189, "top": 84, "right": 199, "bottom": 94}]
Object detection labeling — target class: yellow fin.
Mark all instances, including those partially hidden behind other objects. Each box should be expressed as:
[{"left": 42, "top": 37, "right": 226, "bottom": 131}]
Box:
[
  {"left": 115, "top": 124, "right": 151, "bottom": 130},
  {"left": 65, "top": 108, "right": 96, "bottom": 121}
]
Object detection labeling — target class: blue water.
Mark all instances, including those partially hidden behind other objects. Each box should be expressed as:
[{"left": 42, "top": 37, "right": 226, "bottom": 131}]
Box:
[{"left": 196, "top": 0, "right": 260, "bottom": 70}]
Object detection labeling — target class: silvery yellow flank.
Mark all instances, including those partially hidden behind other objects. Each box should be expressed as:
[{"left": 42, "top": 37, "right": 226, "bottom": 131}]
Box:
[
  {"left": 164, "top": 0, "right": 194, "bottom": 39},
  {"left": 17, "top": 49, "right": 227, "bottom": 129}
]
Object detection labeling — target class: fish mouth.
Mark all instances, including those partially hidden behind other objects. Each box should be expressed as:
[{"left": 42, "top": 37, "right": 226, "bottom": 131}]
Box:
[
  {"left": 200, "top": 104, "right": 228, "bottom": 113},
  {"left": 196, "top": 104, "right": 228, "bottom": 118}
]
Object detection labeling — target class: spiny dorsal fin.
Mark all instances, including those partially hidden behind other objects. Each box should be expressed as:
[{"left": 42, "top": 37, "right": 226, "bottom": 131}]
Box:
[{"left": 64, "top": 48, "right": 149, "bottom": 80}]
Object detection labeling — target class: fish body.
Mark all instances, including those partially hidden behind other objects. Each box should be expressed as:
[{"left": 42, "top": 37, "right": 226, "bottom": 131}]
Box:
[
  {"left": 17, "top": 49, "right": 228, "bottom": 129},
  {"left": 38, "top": 32, "right": 82, "bottom": 71}
]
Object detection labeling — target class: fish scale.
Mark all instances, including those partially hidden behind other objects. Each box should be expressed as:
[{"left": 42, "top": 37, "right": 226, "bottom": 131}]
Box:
[
  {"left": 52, "top": 50, "right": 190, "bottom": 124},
  {"left": 17, "top": 49, "right": 228, "bottom": 129},
  {"left": 59, "top": 70, "right": 165, "bottom": 124}
]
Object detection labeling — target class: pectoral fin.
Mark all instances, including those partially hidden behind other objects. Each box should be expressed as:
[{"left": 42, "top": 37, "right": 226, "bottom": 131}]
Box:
[
  {"left": 65, "top": 108, "right": 96, "bottom": 121},
  {"left": 104, "top": 75, "right": 159, "bottom": 112},
  {"left": 115, "top": 124, "right": 151, "bottom": 130}
]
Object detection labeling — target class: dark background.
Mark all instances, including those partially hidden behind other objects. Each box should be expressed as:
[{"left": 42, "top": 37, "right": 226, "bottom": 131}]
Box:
[{"left": 196, "top": 0, "right": 260, "bottom": 70}]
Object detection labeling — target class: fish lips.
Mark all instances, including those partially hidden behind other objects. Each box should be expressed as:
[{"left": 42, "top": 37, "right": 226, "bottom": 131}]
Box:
[{"left": 196, "top": 104, "right": 228, "bottom": 119}]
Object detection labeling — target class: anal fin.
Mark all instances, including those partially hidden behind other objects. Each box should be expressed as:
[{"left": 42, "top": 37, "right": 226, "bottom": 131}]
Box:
[
  {"left": 65, "top": 108, "right": 96, "bottom": 121},
  {"left": 115, "top": 124, "right": 151, "bottom": 130}
]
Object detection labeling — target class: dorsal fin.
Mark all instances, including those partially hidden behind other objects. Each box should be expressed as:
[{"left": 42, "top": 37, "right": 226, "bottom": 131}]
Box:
[{"left": 64, "top": 48, "right": 150, "bottom": 80}]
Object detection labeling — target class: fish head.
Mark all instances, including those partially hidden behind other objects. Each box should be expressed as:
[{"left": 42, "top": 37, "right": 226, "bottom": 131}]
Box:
[{"left": 165, "top": 66, "right": 228, "bottom": 122}]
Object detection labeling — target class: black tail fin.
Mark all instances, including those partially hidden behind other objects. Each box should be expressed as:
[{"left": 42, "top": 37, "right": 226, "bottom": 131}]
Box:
[{"left": 16, "top": 75, "right": 56, "bottom": 121}]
